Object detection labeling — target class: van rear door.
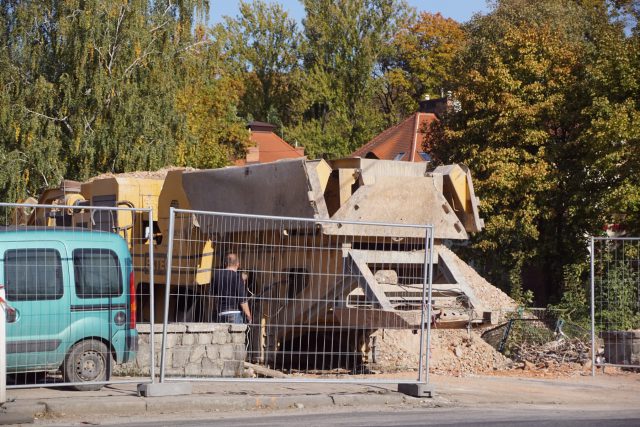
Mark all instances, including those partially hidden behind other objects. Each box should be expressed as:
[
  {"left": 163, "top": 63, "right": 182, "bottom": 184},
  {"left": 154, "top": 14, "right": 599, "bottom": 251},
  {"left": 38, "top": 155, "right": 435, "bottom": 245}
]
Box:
[{"left": 2, "top": 241, "right": 71, "bottom": 372}]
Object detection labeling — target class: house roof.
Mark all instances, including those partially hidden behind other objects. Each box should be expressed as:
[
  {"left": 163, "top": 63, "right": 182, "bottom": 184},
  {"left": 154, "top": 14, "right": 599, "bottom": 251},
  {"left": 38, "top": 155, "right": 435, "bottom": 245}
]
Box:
[
  {"left": 352, "top": 112, "right": 437, "bottom": 162},
  {"left": 235, "top": 125, "right": 304, "bottom": 166}
]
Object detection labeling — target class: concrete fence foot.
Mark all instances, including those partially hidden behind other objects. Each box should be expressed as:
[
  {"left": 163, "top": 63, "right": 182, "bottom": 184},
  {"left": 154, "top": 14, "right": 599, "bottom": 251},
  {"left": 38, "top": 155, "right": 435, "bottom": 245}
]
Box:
[
  {"left": 397, "top": 383, "right": 434, "bottom": 398},
  {"left": 137, "top": 382, "right": 192, "bottom": 397}
]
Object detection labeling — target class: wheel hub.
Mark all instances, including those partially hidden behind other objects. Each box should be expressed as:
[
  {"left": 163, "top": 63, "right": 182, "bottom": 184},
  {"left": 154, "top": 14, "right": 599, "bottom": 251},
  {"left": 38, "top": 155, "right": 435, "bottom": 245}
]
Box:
[{"left": 76, "top": 350, "right": 103, "bottom": 381}]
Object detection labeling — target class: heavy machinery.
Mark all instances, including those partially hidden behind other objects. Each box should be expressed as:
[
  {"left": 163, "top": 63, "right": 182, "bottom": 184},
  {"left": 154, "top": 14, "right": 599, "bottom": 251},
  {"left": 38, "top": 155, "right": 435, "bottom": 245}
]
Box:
[{"left": 13, "top": 158, "right": 498, "bottom": 368}]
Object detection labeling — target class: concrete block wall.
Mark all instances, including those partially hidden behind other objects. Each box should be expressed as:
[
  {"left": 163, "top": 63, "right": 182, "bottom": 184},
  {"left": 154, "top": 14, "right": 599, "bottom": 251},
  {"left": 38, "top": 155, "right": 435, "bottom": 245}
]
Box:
[{"left": 115, "top": 323, "right": 248, "bottom": 377}]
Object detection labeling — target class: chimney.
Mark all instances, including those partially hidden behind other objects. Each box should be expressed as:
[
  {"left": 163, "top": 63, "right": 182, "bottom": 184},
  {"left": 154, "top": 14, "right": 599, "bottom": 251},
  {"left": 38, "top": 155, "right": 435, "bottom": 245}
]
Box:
[
  {"left": 245, "top": 146, "right": 260, "bottom": 164},
  {"left": 418, "top": 97, "right": 448, "bottom": 118}
]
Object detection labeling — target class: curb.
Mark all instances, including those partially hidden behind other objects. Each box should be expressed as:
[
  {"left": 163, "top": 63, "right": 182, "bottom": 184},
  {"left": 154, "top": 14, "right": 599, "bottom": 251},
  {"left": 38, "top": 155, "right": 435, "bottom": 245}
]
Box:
[{"left": 3, "top": 391, "right": 417, "bottom": 420}]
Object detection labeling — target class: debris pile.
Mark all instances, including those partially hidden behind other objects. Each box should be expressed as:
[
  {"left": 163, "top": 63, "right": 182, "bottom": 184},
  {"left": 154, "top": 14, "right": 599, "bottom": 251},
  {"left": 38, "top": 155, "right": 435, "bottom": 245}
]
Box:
[
  {"left": 511, "top": 338, "right": 591, "bottom": 368},
  {"left": 438, "top": 246, "right": 517, "bottom": 312},
  {"left": 372, "top": 329, "right": 512, "bottom": 376}
]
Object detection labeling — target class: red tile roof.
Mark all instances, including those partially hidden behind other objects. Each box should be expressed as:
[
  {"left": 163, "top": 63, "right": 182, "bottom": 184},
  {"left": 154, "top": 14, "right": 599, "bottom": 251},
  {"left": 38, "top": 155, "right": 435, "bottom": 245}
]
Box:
[
  {"left": 352, "top": 112, "right": 437, "bottom": 162},
  {"left": 235, "top": 130, "right": 304, "bottom": 166}
]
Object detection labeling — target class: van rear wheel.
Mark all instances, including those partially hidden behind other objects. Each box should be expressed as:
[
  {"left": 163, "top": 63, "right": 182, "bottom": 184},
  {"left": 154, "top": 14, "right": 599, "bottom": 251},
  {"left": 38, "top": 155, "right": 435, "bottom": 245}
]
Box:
[{"left": 63, "top": 339, "right": 110, "bottom": 391}]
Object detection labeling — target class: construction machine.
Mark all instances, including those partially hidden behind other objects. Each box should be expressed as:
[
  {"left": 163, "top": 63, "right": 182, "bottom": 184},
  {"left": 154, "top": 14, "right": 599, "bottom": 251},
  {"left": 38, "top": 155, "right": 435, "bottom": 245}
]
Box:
[{"left": 13, "top": 158, "right": 497, "bottom": 368}]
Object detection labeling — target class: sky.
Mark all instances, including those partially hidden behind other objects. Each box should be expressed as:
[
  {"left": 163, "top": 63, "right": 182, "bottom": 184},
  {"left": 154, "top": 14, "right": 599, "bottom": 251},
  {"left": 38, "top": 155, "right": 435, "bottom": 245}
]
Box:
[{"left": 209, "top": 1, "right": 491, "bottom": 25}]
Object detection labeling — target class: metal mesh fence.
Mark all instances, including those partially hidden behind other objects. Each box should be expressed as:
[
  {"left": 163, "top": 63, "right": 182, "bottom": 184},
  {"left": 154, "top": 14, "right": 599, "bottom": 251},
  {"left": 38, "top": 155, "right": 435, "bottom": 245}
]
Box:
[
  {"left": 591, "top": 237, "right": 640, "bottom": 369},
  {"left": 0, "top": 203, "right": 155, "bottom": 389},
  {"left": 160, "top": 208, "right": 435, "bottom": 384}
]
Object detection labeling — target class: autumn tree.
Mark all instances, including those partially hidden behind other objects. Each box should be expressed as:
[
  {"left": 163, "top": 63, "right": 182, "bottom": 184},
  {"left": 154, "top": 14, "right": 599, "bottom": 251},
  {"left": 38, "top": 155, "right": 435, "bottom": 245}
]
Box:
[
  {"left": 378, "top": 12, "right": 465, "bottom": 125},
  {"left": 428, "top": 0, "right": 640, "bottom": 303}
]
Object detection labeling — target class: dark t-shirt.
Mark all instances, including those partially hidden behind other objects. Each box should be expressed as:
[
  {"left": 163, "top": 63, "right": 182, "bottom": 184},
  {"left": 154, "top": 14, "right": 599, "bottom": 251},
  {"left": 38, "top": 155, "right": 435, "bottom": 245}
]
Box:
[{"left": 211, "top": 269, "right": 247, "bottom": 313}]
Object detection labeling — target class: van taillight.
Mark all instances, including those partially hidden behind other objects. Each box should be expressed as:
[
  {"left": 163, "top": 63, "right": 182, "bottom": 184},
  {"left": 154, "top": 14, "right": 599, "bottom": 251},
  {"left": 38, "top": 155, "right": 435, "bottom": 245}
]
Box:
[{"left": 129, "top": 271, "right": 136, "bottom": 329}]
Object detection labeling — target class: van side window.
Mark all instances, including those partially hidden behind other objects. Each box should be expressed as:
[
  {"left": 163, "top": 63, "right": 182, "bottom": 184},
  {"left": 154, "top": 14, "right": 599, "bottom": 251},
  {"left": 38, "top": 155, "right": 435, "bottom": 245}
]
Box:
[
  {"left": 73, "top": 249, "right": 122, "bottom": 298},
  {"left": 4, "top": 249, "right": 63, "bottom": 301}
]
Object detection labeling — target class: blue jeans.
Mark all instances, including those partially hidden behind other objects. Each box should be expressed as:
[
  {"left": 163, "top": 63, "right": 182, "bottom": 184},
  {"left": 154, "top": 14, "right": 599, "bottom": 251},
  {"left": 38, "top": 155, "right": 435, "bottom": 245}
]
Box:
[{"left": 217, "top": 312, "right": 244, "bottom": 324}]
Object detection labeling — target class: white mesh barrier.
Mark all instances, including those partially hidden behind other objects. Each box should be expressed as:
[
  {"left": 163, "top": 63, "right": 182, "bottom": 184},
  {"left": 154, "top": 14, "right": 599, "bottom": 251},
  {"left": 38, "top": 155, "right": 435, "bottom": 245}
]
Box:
[
  {"left": 591, "top": 237, "right": 640, "bottom": 371},
  {"left": 159, "top": 208, "right": 435, "bottom": 385}
]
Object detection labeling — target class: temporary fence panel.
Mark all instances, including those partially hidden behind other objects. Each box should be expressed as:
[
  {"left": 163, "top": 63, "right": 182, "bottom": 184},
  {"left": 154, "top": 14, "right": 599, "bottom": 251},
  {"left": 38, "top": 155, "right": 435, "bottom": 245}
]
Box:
[
  {"left": 160, "top": 208, "right": 435, "bottom": 385},
  {"left": 0, "top": 202, "right": 155, "bottom": 389},
  {"left": 591, "top": 237, "right": 640, "bottom": 371}
]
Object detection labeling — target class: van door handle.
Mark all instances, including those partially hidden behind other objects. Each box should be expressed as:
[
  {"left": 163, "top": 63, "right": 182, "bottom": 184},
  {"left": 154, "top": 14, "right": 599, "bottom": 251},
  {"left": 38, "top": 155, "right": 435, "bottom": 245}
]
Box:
[{"left": 6, "top": 307, "right": 19, "bottom": 323}]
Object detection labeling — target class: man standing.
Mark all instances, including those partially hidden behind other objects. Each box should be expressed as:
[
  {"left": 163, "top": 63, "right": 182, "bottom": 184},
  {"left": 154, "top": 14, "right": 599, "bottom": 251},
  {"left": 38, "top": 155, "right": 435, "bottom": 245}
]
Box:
[{"left": 212, "top": 253, "right": 252, "bottom": 324}]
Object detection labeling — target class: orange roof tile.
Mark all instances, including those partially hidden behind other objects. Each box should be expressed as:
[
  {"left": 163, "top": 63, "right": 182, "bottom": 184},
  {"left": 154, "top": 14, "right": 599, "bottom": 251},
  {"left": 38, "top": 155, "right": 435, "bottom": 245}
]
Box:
[
  {"left": 352, "top": 112, "right": 437, "bottom": 162},
  {"left": 235, "top": 130, "right": 304, "bottom": 166}
]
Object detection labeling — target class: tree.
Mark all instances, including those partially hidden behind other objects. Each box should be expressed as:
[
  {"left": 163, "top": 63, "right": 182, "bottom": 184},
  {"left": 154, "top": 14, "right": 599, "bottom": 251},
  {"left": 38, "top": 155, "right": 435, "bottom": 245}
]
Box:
[
  {"left": 286, "top": 0, "right": 409, "bottom": 157},
  {"left": 428, "top": 0, "right": 640, "bottom": 303},
  {"left": 0, "top": 0, "right": 233, "bottom": 202},
  {"left": 215, "top": 0, "right": 300, "bottom": 126},
  {"left": 377, "top": 12, "right": 465, "bottom": 125},
  {"left": 174, "top": 29, "right": 251, "bottom": 168}
]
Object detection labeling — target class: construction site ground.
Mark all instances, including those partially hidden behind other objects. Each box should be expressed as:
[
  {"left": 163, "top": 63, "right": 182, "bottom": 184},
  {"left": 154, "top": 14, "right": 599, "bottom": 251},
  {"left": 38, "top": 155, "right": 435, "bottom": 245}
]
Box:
[{"left": 1, "top": 370, "right": 638, "bottom": 425}]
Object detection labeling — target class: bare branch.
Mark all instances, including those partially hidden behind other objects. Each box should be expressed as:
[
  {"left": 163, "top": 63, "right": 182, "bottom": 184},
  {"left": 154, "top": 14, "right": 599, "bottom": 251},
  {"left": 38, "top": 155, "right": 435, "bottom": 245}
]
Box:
[
  {"left": 23, "top": 107, "right": 74, "bottom": 136},
  {"left": 178, "top": 39, "right": 213, "bottom": 53},
  {"left": 107, "top": 4, "right": 127, "bottom": 75},
  {"left": 23, "top": 107, "right": 67, "bottom": 123}
]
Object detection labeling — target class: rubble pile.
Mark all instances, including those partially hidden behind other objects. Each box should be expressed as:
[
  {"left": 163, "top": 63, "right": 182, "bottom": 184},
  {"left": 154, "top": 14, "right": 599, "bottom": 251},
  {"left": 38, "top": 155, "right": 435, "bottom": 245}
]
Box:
[
  {"left": 372, "top": 329, "right": 512, "bottom": 376},
  {"left": 511, "top": 338, "right": 591, "bottom": 368}
]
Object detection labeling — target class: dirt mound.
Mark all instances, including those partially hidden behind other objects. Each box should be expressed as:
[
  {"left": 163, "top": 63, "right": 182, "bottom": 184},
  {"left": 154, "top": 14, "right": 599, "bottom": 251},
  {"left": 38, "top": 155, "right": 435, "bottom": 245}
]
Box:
[
  {"left": 437, "top": 245, "right": 517, "bottom": 312},
  {"left": 86, "top": 166, "right": 197, "bottom": 182},
  {"left": 372, "top": 329, "right": 512, "bottom": 376}
]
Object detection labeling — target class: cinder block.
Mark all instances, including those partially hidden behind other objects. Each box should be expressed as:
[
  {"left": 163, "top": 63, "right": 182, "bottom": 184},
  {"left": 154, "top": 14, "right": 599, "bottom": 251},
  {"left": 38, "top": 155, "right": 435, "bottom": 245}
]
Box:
[
  {"left": 206, "top": 345, "right": 220, "bottom": 359},
  {"left": 172, "top": 346, "right": 191, "bottom": 367},
  {"left": 222, "top": 360, "right": 242, "bottom": 377},
  {"left": 212, "top": 331, "right": 228, "bottom": 344},
  {"left": 186, "top": 323, "right": 217, "bottom": 333},
  {"left": 228, "top": 324, "right": 248, "bottom": 333},
  {"left": 189, "top": 345, "right": 206, "bottom": 363},
  {"left": 197, "top": 333, "right": 212, "bottom": 345},
  {"left": 182, "top": 333, "right": 195, "bottom": 345},
  {"left": 232, "top": 332, "right": 247, "bottom": 344},
  {"left": 219, "top": 344, "right": 234, "bottom": 360},
  {"left": 201, "top": 358, "right": 224, "bottom": 376}
]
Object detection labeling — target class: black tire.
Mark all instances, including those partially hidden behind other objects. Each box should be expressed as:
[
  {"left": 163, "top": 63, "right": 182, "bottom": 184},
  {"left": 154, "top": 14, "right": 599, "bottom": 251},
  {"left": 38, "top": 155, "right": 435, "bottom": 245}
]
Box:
[{"left": 63, "top": 339, "right": 110, "bottom": 391}]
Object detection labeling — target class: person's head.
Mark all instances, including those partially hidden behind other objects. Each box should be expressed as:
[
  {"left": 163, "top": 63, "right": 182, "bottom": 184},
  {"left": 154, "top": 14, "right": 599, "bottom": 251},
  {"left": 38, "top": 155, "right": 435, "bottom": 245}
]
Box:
[{"left": 224, "top": 253, "right": 240, "bottom": 270}]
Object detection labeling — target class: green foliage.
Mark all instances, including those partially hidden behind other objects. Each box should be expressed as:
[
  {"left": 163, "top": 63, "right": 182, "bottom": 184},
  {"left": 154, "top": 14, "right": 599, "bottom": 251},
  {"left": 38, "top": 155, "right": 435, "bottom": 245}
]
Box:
[
  {"left": 0, "top": 0, "right": 251, "bottom": 201},
  {"left": 377, "top": 12, "right": 465, "bottom": 125},
  {"left": 288, "top": 0, "right": 410, "bottom": 156},
  {"left": 215, "top": 0, "right": 301, "bottom": 126},
  {"left": 548, "top": 263, "right": 590, "bottom": 329},
  {"left": 174, "top": 34, "right": 250, "bottom": 168},
  {"left": 428, "top": 0, "right": 640, "bottom": 302},
  {"left": 595, "top": 262, "right": 640, "bottom": 331}
]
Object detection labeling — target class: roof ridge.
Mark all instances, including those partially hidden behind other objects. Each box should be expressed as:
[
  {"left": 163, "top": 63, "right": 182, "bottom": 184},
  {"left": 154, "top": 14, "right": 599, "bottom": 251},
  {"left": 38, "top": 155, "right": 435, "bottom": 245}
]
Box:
[{"left": 352, "top": 113, "right": 419, "bottom": 156}]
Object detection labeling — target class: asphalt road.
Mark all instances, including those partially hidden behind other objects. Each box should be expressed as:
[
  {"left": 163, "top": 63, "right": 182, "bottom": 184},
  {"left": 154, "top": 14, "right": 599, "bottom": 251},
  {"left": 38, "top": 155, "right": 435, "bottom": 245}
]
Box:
[{"left": 82, "top": 407, "right": 640, "bottom": 427}]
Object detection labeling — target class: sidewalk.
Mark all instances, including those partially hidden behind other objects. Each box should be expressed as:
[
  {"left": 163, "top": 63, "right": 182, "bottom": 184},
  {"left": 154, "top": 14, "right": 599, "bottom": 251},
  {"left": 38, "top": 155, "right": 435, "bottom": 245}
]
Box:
[
  {"left": 1, "top": 373, "right": 639, "bottom": 424},
  {"left": 0, "top": 380, "right": 421, "bottom": 424}
]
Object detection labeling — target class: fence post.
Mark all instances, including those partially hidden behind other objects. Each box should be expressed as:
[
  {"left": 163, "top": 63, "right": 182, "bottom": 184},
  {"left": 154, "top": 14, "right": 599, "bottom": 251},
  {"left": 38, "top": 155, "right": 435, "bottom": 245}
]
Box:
[
  {"left": 590, "top": 237, "right": 596, "bottom": 377},
  {"left": 147, "top": 208, "right": 156, "bottom": 383},
  {"left": 159, "top": 207, "right": 175, "bottom": 383},
  {"left": 425, "top": 228, "right": 435, "bottom": 384},
  {"left": 0, "top": 285, "right": 8, "bottom": 404}
]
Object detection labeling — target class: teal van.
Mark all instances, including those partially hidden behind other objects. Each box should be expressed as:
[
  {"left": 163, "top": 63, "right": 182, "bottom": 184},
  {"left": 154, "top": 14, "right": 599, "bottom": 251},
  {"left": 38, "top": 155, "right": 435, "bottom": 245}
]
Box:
[{"left": 1, "top": 228, "right": 138, "bottom": 390}]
